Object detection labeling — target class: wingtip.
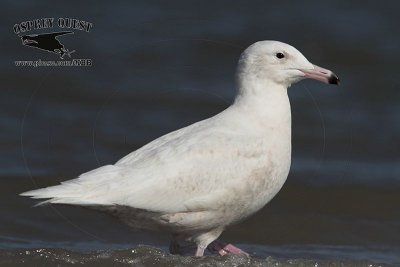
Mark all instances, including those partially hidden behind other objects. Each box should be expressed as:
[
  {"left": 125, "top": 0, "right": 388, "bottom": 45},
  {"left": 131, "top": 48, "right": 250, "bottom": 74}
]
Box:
[
  {"left": 19, "top": 188, "right": 49, "bottom": 198},
  {"left": 19, "top": 191, "right": 33, "bottom": 197}
]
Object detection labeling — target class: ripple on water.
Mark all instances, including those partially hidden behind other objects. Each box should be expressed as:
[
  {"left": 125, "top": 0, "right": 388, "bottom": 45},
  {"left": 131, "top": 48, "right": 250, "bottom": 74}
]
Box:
[{"left": 0, "top": 246, "right": 391, "bottom": 267}]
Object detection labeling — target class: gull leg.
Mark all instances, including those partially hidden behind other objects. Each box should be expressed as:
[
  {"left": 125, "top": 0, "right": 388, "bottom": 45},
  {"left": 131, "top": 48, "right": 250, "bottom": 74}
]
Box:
[
  {"left": 207, "top": 240, "right": 249, "bottom": 256},
  {"left": 169, "top": 239, "right": 179, "bottom": 254},
  {"left": 169, "top": 237, "right": 200, "bottom": 256},
  {"left": 195, "top": 245, "right": 205, "bottom": 257},
  {"left": 176, "top": 244, "right": 204, "bottom": 256}
]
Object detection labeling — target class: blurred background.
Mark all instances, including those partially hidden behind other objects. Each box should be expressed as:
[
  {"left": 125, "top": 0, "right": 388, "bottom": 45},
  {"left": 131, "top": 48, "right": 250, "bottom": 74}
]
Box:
[{"left": 0, "top": 0, "right": 399, "bottom": 265}]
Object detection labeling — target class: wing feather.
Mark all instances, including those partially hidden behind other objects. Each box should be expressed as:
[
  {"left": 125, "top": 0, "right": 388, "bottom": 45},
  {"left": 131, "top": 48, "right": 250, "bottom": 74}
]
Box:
[{"left": 21, "top": 114, "right": 264, "bottom": 213}]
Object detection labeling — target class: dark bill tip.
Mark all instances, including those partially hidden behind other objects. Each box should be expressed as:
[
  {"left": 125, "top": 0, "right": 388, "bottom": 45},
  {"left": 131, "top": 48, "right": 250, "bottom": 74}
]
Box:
[{"left": 329, "top": 73, "right": 340, "bottom": 85}]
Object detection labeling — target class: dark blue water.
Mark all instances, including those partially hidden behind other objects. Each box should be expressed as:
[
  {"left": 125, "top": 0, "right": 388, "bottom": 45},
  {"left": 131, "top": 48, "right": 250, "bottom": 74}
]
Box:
[{"left": 1, "top": 0, "right": 399, "bottom": 265}]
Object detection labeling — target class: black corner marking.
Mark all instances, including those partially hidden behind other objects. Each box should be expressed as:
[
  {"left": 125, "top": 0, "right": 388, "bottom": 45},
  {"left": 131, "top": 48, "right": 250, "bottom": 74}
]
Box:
[
  {"left": 20, "top": 31, "right": 75, "bottom": 59},
  {"left": 329, "top": 73, "right": 340, "bottom": 85}
]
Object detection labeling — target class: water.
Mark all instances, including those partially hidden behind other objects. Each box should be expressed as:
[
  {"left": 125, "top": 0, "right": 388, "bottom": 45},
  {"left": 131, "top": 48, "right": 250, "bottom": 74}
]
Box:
[
  {"left": 1, "top": 0, "right": 400, "bottom": 266},
  {"left": 0, "top": 246, "right": 396, "bottom": 267}
]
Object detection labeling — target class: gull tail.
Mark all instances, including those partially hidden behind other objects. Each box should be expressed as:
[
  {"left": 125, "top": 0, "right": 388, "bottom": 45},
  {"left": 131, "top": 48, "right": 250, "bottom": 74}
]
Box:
[
  {"left": 20, "top": 165, "right": 121, "bottom": 206},
  {"left": 20, "top": 184, "right": 105, "bottom": 207}
]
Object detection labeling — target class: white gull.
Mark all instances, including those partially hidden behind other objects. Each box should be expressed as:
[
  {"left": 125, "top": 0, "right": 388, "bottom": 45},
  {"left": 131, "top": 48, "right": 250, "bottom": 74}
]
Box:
[{"left": 21, "top": 40, "right": 339, "bottom": 256}]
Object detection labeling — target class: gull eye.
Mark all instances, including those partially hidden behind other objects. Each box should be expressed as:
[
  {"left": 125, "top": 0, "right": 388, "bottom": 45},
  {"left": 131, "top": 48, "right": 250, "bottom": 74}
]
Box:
[{"left": 276, "top": 52, "right": 285, "bottom": 59}]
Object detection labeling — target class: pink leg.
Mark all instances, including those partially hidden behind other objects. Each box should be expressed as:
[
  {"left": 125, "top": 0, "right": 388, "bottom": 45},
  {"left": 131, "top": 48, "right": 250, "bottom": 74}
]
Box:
[
  {"left": 207, "top": 240, "right": 249, "bottom": 256},
  {"left": 195, "top": 246, "right": 205, "bottom": 257},
  {"left": 169, "top": 239, "right": 179, "bottom": 255},
  {"left": 169, "top": 239, "right": 204, "bottom": 256}
]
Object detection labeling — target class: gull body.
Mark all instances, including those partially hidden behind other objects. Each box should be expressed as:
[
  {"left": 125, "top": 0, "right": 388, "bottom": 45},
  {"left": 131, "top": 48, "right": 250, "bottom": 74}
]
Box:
[{"left": 21, "top": 41, "right": 339, "bottom": 256}]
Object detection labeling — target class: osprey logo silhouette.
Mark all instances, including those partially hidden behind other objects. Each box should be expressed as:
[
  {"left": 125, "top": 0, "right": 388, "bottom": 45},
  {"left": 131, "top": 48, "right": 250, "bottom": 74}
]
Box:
[
  {"left": 20, "top": 31, "right": 75, "bottom": 59},
  {"left": 14, "top": 18, "right": 93, "bottom": 65}
]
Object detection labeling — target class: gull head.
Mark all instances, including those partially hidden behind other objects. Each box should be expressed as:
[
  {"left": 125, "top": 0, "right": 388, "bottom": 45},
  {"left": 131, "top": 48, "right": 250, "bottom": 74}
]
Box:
[{"left": 236, "top": 41, "right": 339, "bottom": 89}]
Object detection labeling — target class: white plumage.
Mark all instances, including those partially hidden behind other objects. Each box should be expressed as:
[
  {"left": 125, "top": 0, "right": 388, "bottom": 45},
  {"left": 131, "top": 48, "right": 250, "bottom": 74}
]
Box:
[{"left": 21, "top": 40, "right": 338, "bottom": 256}]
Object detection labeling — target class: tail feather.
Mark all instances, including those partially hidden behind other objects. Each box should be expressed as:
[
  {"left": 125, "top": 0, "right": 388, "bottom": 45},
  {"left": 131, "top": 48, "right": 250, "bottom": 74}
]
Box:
[
  {"left": 20, "top": 183, "right": 94, "bottom": 206},
  {"left": 20, "top": 183, "right": 112, "bottom": 206},
  {"left": 20, "top": 164, "right": 122, "bottom": 206}
]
